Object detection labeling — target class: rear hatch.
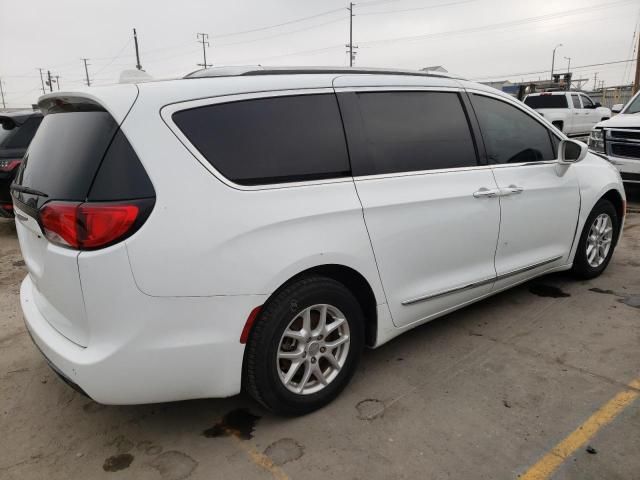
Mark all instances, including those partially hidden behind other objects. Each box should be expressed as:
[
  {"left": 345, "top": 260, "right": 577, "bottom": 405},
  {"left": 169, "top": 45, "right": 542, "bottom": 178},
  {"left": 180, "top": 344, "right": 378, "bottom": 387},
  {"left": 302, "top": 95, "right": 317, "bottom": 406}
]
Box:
[{"left": 12, "top": 93, "right": 154, "bottom": 346}]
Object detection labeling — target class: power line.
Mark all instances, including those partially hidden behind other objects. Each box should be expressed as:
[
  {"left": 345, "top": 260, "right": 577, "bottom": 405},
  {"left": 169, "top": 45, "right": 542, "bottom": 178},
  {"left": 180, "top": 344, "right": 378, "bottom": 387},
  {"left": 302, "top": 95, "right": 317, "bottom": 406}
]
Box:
[
  {"left": 216, "top": 17, "right": 346, "bottom": 48},
  {"left": 358, "top": 0, "right": 638, "bottom": 47},
  {"left": 211, "top": 7, "right": 345, "bottom": 39},
  {"left": 359, "top": 0, "right": 474, "bottom": 16},
  {"left": 91, "top": 39, "right": 132, "bottom": 77},
  {"left": 470, "top": 59, "right": 637, "bottom": 81}
]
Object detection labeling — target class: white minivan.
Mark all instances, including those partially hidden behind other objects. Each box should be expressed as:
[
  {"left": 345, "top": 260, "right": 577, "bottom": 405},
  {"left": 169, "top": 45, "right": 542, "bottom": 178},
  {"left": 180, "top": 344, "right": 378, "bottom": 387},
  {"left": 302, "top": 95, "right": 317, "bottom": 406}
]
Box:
[{"left": 12, "top": 67, "right": 626, "bottom": 415}]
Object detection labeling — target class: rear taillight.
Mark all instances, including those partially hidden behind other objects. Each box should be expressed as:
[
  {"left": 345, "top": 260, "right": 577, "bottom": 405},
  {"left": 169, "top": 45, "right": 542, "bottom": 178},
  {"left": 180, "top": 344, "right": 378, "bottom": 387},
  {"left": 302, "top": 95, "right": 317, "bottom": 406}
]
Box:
[
  {"left": 39, "top": 200, "right": 153, "bottom": 250},
  {"left": 0, "top": 159, "right": 21, "bottom": 172}
]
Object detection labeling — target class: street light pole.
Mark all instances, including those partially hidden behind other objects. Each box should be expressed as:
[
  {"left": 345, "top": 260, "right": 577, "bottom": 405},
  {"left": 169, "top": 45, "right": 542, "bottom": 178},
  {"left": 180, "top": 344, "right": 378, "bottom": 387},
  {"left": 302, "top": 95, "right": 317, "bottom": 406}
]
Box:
[{"left": 551, "top": 43, "right": 563, "bottom": 81}]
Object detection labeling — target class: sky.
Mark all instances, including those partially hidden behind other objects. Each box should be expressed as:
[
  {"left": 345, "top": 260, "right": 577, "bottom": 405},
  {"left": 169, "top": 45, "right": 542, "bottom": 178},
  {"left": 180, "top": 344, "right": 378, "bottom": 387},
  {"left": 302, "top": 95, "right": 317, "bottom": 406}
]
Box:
[{"left": 1, "top": 0, "right": 639, "bottom": 108}]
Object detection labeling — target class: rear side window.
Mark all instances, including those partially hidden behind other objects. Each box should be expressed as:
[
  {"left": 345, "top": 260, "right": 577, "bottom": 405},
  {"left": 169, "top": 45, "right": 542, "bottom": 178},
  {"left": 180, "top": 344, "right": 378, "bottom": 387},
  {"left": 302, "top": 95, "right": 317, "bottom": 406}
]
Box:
[
  {"left": 172, "top": 94, "right": 350, "bottom": 185},
  {"left": 524, "top": 95, "right": 568, "bottom": 109},
  {"left": 351, "top": 91, "right": 477, "bottom": 175},
  {"left": 471, "top": 94, "right": 555, "bottom": 164},
  {"left": 571, "top": 94, "right": 581, "bottom": 108}
]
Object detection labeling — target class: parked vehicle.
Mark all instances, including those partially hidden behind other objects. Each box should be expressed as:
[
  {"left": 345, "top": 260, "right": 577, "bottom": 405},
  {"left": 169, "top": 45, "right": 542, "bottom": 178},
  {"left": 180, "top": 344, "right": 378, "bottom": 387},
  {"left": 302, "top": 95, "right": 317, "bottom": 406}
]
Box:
[
  {"left": 589, "top": 89, "right": 640, "bottom": 184},
  {"left": 523, "top": 91, "right": 611, "bottom": 136},
  {"left": 13, "top": 67, "right": 626, "bottom": 415},
  {"left": 0, "top": 110, "right": 42, "bottom": 217}
]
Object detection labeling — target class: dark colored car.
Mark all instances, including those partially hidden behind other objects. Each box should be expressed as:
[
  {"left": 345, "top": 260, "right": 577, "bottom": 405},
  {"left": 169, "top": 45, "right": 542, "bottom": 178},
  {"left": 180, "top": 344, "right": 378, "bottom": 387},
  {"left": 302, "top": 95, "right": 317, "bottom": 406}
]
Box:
[{"left": 0, "top": 110, "right": 43, "bottom": 217}]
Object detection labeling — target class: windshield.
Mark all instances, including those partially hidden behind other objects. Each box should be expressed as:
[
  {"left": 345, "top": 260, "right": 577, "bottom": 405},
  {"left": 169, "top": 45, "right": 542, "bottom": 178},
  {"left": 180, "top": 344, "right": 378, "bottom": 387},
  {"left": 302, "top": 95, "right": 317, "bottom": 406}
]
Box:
[
  {"left": 524, "top": 95, "right": 568, "bottom": 109},
  {"left": 623, "top": 93, "right": 640, "bottom": 114}
]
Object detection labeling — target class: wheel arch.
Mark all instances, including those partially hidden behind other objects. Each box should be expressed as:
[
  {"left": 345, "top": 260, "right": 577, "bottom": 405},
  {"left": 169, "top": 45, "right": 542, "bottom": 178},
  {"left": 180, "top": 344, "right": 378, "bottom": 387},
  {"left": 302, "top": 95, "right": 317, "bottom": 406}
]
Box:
[
  {"left": 260, "top": 264, "right": 379, "bottom": 347},
  {"left": 601, "top": 188, "right": 625, "bottom": 245}
]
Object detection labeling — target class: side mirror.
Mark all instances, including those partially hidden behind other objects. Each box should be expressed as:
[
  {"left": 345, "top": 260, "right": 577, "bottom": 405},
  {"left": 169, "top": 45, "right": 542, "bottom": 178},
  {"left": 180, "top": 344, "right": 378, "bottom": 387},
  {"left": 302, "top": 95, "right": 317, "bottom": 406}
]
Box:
[
  {"left": 594, "top": 102, "right": 602, "bottom": 108},
  {"left": 612, "top": 104, "right": 624, "bottom": 114},
  {"left": 559, "top": 139, "right": 588, "bottom": 164}
]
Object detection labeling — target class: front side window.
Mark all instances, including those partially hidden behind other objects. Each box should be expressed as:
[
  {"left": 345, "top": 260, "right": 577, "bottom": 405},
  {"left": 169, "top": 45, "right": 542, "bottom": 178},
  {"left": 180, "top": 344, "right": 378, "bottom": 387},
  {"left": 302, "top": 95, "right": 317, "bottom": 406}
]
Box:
[
  {"left": 351, "top": 91, "right": 477, "bottom": 175},
  {"left": 581, "top": 95, "right": 594, "bottom": 108},
  {"left": 571, "top": 94, "right": 582, "bottom": 109},
  {"left": 172, "top": 94, "right": 350, "bottom": 186},
  {"left": 471, "top": 94, "right": 555, "bottom": 164}
]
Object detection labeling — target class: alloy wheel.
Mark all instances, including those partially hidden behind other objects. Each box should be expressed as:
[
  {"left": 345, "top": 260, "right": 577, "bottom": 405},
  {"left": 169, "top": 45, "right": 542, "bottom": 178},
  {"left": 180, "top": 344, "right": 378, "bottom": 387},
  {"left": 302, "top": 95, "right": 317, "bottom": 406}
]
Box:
[
  {"left": 276, "top": 304, "right": 350, "bottom": 395},
  {"left": 586, "top": 213, "right": 613, "bottom": 268}
]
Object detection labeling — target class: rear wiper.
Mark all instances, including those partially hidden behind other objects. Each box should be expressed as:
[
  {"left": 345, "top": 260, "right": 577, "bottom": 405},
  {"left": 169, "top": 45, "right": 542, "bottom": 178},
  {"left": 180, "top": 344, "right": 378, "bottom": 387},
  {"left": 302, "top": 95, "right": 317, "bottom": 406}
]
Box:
[{"left": 10, "top": 184, "right": 49, "bottom": 197}]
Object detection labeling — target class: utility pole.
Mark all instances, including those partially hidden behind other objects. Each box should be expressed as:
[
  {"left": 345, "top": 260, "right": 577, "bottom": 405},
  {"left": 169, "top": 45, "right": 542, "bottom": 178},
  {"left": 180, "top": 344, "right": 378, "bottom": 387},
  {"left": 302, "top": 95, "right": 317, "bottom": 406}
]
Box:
[
  {"left": 0, "top": 78, "right": 6, "bottom": 109},
  {"left": 133, "top": 28, "right": 143, "bottom": 70},
  {"left": 345, "top": 3, "right": 358, "bottom": 67},
  {"left": 196, "top": 33, "right": 211, "bottom": 68},
  {"left": 564, "top": 56, "right": 571, "bottom": 74},
  {"left": 46, "top": 70, "right": 54, "bottom": 92},
  {"left": 37, "top": 68, "right": 46, "bottom": 94},
  {"left": 593, "top": 72, "right": 599, "bottom": 91},
  {"left": 550, "top": 43, "right": 563, "bottom": 81},
  {"left": 55, "top": 75, "right": 60, "bottom": 91},
  {"left": 81, "top": 58, "right": 91, "bottom": 86},
  {"left": 634, "top": 30, "right": 640, "bottom": 94}
]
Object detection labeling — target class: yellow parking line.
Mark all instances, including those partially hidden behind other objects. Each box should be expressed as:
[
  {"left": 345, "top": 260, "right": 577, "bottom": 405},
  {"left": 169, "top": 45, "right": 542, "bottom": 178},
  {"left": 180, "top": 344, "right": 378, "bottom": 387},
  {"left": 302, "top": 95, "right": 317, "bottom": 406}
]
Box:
[
  {"left": 520, "top": 378, "right": 640, "bottom": 480},
  {"left": 229, "top": 435, "right": 290, "bottom": 480}
]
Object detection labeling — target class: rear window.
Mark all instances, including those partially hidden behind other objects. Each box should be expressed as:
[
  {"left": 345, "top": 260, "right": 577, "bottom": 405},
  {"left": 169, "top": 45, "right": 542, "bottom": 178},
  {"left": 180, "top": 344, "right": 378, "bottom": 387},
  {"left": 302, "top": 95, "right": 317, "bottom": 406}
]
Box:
[
  {"left": 14, "top": 108, "right": 154, "bottom": 205},
  {"left": 172, "top": 94, "right": 350, "bottom": 185},
  {"left": 524, "top": 95, "right": 568, "bottom": 109},
  {"left": 0, "top": 116, "right": 42, "bottom": 149},
  {"left": 17, "top": 112, "right": 118, "bottom": 200}
]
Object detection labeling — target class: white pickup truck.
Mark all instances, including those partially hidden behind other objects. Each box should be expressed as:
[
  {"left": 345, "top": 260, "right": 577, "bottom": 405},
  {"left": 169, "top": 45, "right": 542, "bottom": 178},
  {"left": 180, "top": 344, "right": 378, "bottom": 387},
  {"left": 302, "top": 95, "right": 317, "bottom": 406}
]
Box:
[
  {"left": 523, "top": 91, "right": 611, "bottom": 137},
  {"left": 589, "top": 90, "right": 640, "bottom": 184}
]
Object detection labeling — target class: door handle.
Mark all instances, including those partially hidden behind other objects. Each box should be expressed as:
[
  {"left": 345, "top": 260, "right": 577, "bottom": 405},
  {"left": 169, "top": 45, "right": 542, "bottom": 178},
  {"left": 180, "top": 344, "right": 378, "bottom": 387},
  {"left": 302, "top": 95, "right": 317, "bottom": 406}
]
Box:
[
  {"left": 500, "top": 185, "right": 524, "bottom": 196},
  {"left": 473, "top": 187, "right": 500, "bottom": 198}
]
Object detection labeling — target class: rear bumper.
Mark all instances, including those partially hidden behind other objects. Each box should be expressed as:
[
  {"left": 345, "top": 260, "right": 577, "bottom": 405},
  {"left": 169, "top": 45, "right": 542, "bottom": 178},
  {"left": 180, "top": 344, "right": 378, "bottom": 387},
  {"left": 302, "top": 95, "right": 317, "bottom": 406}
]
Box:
[{"left": 21, "top": 274, "right": 266, "bottom": 404}]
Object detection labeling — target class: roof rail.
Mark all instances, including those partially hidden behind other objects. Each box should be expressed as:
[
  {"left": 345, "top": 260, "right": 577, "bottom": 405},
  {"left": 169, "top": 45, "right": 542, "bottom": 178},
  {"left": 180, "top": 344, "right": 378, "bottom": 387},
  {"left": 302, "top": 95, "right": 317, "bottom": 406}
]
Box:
[{"left": 183, "top": 65, "right": 460, "bottom": 80}]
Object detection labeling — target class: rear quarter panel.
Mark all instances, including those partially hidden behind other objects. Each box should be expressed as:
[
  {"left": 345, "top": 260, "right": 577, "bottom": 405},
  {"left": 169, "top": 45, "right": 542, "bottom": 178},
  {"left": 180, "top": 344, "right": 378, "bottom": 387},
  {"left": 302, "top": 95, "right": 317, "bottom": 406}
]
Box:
[{"left": 121, "top": 83, "right": 386, "bottom": 303}]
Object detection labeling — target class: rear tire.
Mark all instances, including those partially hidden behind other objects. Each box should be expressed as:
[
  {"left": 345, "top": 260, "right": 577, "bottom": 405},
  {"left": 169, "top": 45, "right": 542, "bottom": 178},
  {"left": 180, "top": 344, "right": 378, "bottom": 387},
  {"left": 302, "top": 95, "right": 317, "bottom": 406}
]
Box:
[
  {"left": 243, "top": 276, "right": 364, "bottom": 415},
  {"left": 571, "top": 199, "right": 619, "bottom": 279}
]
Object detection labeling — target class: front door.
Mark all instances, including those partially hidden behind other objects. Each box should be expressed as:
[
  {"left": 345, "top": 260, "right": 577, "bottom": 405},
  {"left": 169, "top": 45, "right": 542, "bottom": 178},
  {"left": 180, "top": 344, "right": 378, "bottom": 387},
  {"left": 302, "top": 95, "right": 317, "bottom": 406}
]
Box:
[
  {"left": 580, "top": 94, "right": 600, "bottom": 133},
  {"left": 337, "top": 86, "right": 501, "bottom": 328},
  {"left": 469, "top": 92, "right": 580, "bottom": 288}
]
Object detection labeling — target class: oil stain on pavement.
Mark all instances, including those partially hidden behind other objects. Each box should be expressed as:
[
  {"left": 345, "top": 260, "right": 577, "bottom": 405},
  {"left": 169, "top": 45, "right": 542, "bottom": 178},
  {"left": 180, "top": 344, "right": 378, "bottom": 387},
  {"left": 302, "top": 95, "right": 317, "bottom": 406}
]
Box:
[
  {"left": 102, "top": 453, "right": 134, "bottom": 472},
  {"left": 529, "top": 284, "right": 571, "bottom": 298},
  {"left": 203, "top": 408, "right": 261, "bottom": 440}
]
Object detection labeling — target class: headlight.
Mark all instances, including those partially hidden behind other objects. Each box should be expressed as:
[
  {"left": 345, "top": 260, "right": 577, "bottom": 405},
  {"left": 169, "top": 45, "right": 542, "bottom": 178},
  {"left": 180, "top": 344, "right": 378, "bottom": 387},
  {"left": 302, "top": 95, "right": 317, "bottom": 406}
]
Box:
[{"left": 588, "top": 129, "right": 605, "bottom": 154}]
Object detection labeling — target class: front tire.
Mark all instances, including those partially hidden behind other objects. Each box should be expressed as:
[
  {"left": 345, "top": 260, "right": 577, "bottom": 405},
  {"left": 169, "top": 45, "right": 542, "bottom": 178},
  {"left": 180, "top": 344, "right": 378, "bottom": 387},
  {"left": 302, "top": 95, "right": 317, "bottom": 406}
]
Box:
[
  {"left": 243, "top": 276, "right": 364, "bottom": 415},
  {"left": 571, "top": 199, "right": 619, "bottom": 279}
]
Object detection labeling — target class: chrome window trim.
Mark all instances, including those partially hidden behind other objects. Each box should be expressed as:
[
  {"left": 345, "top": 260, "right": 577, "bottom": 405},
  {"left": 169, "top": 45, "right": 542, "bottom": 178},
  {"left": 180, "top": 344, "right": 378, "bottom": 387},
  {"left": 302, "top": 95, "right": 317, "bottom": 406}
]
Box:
[{"left": 401, "top": 255, "right": 563, "bottom": 306}]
